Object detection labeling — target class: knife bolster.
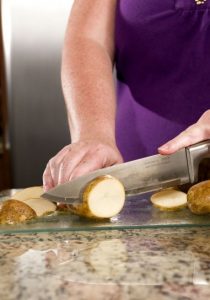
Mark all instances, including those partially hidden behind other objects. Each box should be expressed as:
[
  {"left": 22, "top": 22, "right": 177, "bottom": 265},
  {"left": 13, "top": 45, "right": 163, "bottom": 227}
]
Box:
[{"left": 186, "top": 140, "right": 210, "bottom": 183}]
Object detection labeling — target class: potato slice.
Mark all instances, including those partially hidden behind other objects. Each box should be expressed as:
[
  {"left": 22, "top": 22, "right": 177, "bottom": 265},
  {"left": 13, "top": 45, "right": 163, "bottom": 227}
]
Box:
[
  {"left": 0, "top": 198, "right": 56, "bottom": 224},
  {"left": 0, "top": 199, "right": 36, "bottom": 224},
  {"left": 12, "top": 186, "right": 43, "bottom": 201},
  {"left": 21, "top": 198, "right": 56, "bottom": 217},
  {"left": 67, "top": 175, "right": 126, "bottom": 219},
  {"left": 187, "top": 180, "right": 210, "bottom": 215},
  {"left": 150, "top": 188, "right": 187, "bottom": 211}
]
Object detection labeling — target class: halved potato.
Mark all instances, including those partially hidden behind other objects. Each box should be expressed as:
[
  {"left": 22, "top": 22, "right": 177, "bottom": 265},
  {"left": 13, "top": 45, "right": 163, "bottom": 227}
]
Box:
[
  {"left": 150, "top": 188, "right": 187, "bottom": 211},
  {"left": 0, "top": 199, "right": 36, "bottom": 224},
  {"left": 0, "top": 186, "right": 56, "bottom": 224},
  {"left": 67, "top": 175, "right": 126, "bottom": 219}
]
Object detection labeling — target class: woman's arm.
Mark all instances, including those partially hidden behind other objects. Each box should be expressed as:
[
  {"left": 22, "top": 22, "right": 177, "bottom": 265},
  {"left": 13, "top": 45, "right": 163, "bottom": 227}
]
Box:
[
  {"left": 158, "top": 109, "right": 210, "bottom": 154},
  {"left": 62, "top": 0, "right": 117, "bottom": 143},
  {"left": 43, "top": 0, "right": 122, "bottom": 190}
]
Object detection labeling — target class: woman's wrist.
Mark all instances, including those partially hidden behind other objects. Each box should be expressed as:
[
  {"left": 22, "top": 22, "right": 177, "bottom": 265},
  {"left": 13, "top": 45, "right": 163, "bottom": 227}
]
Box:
[{"left": 71, "top": 128, "right": 116, "bottom": 145}]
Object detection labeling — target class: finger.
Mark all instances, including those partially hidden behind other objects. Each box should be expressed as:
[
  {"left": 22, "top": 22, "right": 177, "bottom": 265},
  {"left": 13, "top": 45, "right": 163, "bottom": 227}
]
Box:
[
  {"left": 69, "top": 153, "right": 105, "bottom": 180},
  {"left": 57, "top": 144, "right": 92, "bottom": 185},
  {"left": 43, "top": 146, "right": 71, "bottom": 190},
  {"left": 91, "top": 143, "right": 123, "bottom": 166},
  {"left": 52, "top": 145, "right": 71, "bottom": 165},
  {"left": 43, "top": 163, "right": 54, "bottom": 191},
  {"left": 44, "top": 145, "right": 71, "bottom": 186},
  {"left": 158, "top": 124, "right": 206, "bottom": 155}
]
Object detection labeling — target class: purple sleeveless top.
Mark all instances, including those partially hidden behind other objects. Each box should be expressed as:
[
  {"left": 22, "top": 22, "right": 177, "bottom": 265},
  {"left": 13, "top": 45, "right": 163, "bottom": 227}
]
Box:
[{"left": 115, "top": 0, "right": 210, "bottom": 161}]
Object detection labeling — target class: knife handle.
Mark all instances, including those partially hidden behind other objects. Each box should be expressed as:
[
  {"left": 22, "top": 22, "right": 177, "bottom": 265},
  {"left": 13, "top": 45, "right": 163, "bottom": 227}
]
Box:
[{"left": 186, "top": 140, "right": 210, "bottom": 183}]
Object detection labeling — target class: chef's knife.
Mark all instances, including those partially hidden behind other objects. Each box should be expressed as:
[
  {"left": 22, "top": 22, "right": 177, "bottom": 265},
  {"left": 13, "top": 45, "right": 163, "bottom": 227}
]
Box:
[{"left": 42, "top": 140, "right": 210, "bottom": 204}]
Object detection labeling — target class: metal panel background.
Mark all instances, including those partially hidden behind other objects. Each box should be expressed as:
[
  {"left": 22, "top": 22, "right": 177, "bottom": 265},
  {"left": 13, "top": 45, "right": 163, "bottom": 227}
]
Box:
[{"left": 1, "top": 0, "right": 73, "bottom": 187}]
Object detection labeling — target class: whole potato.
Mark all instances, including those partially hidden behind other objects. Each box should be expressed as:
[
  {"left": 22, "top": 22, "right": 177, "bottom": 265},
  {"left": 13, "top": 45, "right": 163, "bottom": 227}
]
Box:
[{"left": 187, "top": 180, "right": 210, "bottom": 215}]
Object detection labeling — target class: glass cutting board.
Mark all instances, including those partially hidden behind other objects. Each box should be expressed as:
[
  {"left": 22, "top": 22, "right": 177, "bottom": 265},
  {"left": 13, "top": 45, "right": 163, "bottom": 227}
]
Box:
[{"left": 0, "top": 189, "right": 210, "bottom": 234}]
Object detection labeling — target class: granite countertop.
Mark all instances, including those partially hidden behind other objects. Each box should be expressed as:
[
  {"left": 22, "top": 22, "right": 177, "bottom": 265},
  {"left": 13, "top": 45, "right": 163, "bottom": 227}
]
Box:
[{"left": 1, "top": 227, "right": 210, "bottom": 300}]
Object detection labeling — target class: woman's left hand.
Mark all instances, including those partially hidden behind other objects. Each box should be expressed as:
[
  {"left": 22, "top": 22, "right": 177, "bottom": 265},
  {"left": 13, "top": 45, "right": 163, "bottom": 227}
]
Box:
[{"left": 158, "top": 109, "right": 210, "bottom": 155}]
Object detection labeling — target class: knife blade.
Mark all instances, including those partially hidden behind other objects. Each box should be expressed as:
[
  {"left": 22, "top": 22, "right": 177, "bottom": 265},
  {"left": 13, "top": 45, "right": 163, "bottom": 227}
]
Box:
[{"left": 42, "top": 140, "right": 210, "bottom": 204}]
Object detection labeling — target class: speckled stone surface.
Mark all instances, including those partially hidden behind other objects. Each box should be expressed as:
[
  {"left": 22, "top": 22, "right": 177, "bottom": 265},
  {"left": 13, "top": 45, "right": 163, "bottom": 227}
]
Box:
[{"left": 1, "top": 228, "right": 210, "bottom": 299}]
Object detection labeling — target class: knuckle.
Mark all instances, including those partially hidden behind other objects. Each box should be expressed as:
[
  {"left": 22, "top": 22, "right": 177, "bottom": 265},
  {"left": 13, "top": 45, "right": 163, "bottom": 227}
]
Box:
[
  {"left": 191, "top": 126, "right": 203, "bottom": 137},
  {"left": 42, "top": 169, "right": 49, "bottom": 178},
  {"left": 59, "top": 161, "right": 67, "bottom": 170},
  {"left": 43, "top": 163, "right": 52, "bottom": 177},
  {"left": 43, "top": 164, "right": 49, "bottom": 173},
  {"left": 185, "top": 125, "right": 201, "bottom": 137},
  {"left": 95, "top": 143, "right": 104, "bottom": 151},
  {"left": 49, "top": 157, "right": 56, "bottom": 167},
  {"left": 202, "top": 125, "right": 210, "bottom": 138},
  {"left": 60, "top": 159, "right": 73, "bottom": 171},
  {"left": 64, "top": 144, "right": 71, "bottom": 151},
  {"left": 49, "top": 156, "right": 62, "bottom": 169}
]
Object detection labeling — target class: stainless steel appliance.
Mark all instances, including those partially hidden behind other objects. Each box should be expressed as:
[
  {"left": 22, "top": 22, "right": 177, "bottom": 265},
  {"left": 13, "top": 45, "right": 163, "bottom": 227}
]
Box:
[{"left": 1, "top": 0, "right": 73, "bottom": 187}]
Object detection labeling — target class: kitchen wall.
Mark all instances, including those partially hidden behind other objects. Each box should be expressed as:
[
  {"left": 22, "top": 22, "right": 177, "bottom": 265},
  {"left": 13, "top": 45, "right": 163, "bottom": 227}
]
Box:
[{"left": 1, "top": 0, "right": 74, "bottom": 187}]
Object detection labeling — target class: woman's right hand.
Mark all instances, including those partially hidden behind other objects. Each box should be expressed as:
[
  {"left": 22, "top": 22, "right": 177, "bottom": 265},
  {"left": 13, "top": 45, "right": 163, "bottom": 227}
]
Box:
[{"left": 42, "top": 139, "right": 123, "bottom": 191}]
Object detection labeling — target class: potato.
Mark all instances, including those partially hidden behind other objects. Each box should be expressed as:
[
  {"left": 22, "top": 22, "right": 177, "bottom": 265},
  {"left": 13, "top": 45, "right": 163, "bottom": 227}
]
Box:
[
  {"left": 0, "top": 186, "right": 56, "bottom": 224},
  {"left": 67, "top": 175, "right": 126, "bottom": 219},
  {"left": 0, "top": 200, "right": 36, "bottom": 224},
  {"left": 150, "top": 188, "right": 187, "bottom": 211},
  {"left": 187, "top": 180, "right": 210, "bottom": 215}
]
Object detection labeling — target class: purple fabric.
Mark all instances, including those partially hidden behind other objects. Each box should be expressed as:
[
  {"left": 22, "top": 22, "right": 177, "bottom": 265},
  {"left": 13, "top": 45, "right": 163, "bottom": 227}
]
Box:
[{"left": 115, "top": 0, "right": 210, "bottom": 161}]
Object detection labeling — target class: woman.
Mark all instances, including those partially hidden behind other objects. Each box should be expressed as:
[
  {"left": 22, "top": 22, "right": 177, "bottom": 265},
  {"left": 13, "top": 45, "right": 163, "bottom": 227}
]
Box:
[{"left": 43, "top": 0, "right": 210, "bottom": 190}]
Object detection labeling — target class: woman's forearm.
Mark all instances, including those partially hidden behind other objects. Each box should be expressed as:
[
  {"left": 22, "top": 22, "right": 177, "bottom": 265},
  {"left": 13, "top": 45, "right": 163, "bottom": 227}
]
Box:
[
  {"left": 61, "top": 0, "right": 117, "bottom": 144},
  {"left": 62, "top": 36, "right": 116, "bottom": 143}
]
